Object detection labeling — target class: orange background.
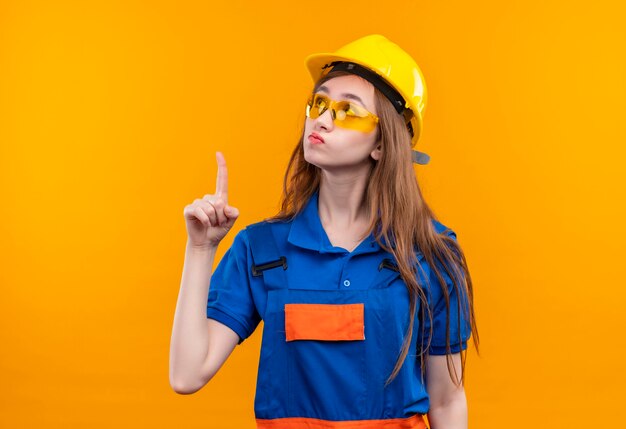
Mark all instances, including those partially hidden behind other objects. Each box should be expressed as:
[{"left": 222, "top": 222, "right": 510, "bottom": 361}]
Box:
[{"left": 1, "top": 1, "right": 625, "bottom": 428}]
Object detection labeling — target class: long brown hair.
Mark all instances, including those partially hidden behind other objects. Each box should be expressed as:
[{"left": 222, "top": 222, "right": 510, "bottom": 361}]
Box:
[{"left": 265, "top": 70, "right": 480, "bottom": 387}]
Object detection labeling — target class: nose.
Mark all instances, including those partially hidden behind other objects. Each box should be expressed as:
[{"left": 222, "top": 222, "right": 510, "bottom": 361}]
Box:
[{"left": 314, "top": 107, "right": 335, "bottom": 131}]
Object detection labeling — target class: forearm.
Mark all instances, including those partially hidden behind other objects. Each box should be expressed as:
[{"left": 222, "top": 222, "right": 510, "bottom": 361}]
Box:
[
  {"left": 427, "top": 393, "right": 468, "bottom": 429},
  {"left": 169, "top": 242, "right": 218, "bottom": 391}
]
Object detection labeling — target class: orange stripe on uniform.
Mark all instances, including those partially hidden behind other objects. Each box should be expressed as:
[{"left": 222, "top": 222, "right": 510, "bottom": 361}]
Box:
[
  {"left": 284, "top": 303, "right": 365, "bottom": 341},
  {"left": 256, "top": 413, "right": 429, "bottom": 429}
]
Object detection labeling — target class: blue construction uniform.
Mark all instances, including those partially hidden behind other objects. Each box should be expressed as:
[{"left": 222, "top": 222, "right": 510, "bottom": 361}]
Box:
[{"left": 206, "top": 190, "right": 471, "bottom": 429}]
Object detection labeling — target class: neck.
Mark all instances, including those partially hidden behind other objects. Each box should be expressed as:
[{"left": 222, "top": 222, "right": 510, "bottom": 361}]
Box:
[{"left": 317, "top": 168, "right": 371, "bottom": 228}]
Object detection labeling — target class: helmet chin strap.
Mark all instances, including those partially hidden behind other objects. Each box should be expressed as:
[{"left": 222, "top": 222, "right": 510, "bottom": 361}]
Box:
[
  {"left": 326, "top": 61, "right": 407, "bottom": 115},
  {"left": 412, "top": 150, "right": 430, "bottom": 165}
]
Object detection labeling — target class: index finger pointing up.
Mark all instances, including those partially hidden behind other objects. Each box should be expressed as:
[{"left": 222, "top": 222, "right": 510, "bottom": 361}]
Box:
[{"left": 215, "top": 151, "right": 228, "bottom": 201}]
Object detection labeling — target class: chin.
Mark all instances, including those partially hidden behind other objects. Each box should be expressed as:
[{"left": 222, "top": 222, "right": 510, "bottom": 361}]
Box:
[{"left": 303, "top": 151, "right": 323, "bottom": 169}]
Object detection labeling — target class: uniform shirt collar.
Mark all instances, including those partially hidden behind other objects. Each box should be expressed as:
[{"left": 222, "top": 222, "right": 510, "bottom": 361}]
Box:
[{"left": 287, "top": 190, "right": 383, "bottom": 255}]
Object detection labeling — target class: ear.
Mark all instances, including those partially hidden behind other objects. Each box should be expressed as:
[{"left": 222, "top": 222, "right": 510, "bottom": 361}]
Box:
[{"left": 370, "top": 142, "right": 382, "bottom": 161}]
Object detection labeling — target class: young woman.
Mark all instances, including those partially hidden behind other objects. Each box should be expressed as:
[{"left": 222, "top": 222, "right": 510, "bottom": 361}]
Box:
[{"left": 170, "top": 34, "right": 480, "bottom": 429}]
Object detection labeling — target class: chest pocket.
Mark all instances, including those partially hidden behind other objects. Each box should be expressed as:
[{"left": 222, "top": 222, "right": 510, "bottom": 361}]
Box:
[{"left": 285, "top": 303, "right": 365, "bottom": 341}]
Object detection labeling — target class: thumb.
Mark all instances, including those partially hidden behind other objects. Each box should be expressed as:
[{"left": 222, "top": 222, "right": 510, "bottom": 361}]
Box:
[{"left": 225, "top": 205, "right": 240, "bottom": 218}]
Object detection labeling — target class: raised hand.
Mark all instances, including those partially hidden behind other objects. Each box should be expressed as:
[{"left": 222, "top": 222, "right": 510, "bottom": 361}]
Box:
[{"left": 183, "top": 152, "right": 240, "bottom": 249}]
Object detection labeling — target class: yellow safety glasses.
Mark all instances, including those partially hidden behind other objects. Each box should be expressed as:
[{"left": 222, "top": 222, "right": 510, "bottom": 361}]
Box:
[{"left": 305, "top": 93, "right": 379, "bottom": 133}]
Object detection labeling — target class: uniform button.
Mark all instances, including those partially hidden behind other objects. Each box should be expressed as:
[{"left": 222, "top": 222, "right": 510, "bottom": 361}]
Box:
[{"left": 343, "top": 280, "right": 351, "bottom": 287}]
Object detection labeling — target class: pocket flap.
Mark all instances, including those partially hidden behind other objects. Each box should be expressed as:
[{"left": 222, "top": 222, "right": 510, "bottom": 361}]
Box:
[{"left": 285, "top": 303, "right": 365, "bottom": 341}]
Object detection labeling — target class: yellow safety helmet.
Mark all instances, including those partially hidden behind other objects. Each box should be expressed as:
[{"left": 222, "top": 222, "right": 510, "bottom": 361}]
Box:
[{"left": 305, "top": 34, "right": 430, "bottom": 165}]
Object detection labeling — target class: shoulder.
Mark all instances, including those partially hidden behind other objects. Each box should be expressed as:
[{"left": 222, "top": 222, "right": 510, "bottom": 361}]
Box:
[
  {"left": 426, "top": 219, "right": 460, "bottom": 271},
  {"left": 411, "top": 218, "right": 458, "bottom": 259},
  {"left": 238, "top": 218, "right": 293, "bottom": 253},
  {"left": 430, "top": 218, "right": 457, "bottom": 240},
  {"left": 244, "top": 218, "right": 292, "bottom": 240},
  {"left": 231, "top": 219, "right": 293, "bottom": 241},
  {"left": 217, "top": 220, "right": 291, "bottom": 271},
  {"left": 246, "top": 218, "right": 293, "bottom": 231}
]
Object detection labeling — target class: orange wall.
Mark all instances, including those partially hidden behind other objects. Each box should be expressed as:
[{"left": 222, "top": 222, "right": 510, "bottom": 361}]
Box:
[{"left": 1, "top": 1, "right": 624, "bottom": 428}]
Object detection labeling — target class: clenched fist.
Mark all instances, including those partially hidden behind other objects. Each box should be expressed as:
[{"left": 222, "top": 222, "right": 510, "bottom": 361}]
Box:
[{"left": 183, "top": 151, "right": 240, "bottom": 249}]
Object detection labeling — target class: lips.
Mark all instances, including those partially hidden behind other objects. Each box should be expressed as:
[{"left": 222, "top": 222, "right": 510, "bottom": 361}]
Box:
[{"left": 308, "top": 133, "right": 325, "bottom": 144}]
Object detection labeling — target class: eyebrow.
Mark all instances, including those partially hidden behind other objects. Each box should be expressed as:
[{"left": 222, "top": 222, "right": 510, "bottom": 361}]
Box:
[{"left": 317, "top": 85, "right": 369, "bottom": 109}]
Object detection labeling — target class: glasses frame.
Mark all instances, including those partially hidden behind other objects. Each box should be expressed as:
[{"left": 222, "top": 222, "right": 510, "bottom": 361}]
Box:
[{"left": 305, "top": 93, "right": 380, "bottom": 133}]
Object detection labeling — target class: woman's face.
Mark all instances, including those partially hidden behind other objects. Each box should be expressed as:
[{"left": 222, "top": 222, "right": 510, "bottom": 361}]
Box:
[{"left": 303, "top": 74, "right": 381, "bottom": 172}]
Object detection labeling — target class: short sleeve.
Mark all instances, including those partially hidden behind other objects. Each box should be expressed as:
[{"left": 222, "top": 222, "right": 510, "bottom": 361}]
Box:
[
  {"left": 207, "top": 229, "right": 261, "bottom": 345},
  {"left": 423, "top": 228, "right": 472, "bottom": 355}
]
